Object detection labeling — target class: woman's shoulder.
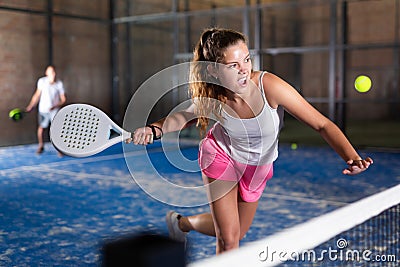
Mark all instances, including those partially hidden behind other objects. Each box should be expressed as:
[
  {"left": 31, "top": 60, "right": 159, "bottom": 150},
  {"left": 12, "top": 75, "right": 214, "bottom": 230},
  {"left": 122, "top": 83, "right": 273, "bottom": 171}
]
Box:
[
  {"left": 256, "top": 70, "right": 286, "bottom": 109},
  {"left": 251, "top": 70, "right": 265, "bottom": 87},
  {"left": 253, "top": 70, "right": 281, "bottom": 88}
]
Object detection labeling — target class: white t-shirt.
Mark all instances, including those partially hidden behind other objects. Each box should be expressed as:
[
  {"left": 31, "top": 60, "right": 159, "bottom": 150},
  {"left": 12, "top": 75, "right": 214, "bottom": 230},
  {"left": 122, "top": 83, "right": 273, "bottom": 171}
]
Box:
[
  {"left": 37, "top": 76, "right": 65, "bottom": 113},
  {"left": 211, "top": 72, "right": 284, "bottom": 165}
]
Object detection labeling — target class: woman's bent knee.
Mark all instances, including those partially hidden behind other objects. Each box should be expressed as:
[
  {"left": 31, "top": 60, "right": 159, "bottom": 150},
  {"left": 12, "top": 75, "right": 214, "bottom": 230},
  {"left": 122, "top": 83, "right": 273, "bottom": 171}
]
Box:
[{"left": 218, "top": 232, "right": 240, "bottom": 251}]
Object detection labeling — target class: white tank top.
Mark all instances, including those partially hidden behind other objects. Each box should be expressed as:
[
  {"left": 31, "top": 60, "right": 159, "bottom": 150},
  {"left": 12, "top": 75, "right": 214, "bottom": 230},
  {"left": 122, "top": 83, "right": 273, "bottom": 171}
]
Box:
[{"left": 211, "top": 72, "right": 284, "bottom": 165}]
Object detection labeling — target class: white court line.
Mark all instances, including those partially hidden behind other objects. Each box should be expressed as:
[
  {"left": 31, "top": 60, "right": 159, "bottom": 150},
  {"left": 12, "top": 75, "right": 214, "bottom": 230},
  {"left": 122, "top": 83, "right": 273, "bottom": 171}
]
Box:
[
  {"left": 0, "top": 150, "right": 144, "bottom": 174},
  {"left": 2, "top": 165, "right": 348, "bottom": 207},
  {"left": 1, "top": 141, "right": 349, "bottom": 207},
  {"left": 0, "top": 142, "right": 196, "bottom": 174},
  {"left": 26, "top": 167, "right": 136, "bottom": 184},
  {"left": 264, "top": 193, "right": 348, "bottom": 206}
]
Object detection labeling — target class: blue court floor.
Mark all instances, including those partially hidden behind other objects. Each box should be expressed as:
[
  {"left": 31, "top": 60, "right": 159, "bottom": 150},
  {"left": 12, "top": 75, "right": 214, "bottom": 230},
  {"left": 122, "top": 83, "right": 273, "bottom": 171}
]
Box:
[{"left": 0, "top": 140, "right": 399, "bottom": 266}]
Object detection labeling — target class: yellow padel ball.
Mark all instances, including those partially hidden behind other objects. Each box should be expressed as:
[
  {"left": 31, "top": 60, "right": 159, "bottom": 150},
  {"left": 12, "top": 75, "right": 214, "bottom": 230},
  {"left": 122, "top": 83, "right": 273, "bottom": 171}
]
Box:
[{"left": 354, "top": 75, "right": 372, "bottom": 93}]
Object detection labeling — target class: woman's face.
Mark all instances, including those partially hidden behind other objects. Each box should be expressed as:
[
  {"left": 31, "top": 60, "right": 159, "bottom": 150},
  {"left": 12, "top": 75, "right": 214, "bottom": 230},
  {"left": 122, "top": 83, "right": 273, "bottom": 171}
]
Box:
[{"left": 215, "top": 41, "right": 252, "bottom": 94}]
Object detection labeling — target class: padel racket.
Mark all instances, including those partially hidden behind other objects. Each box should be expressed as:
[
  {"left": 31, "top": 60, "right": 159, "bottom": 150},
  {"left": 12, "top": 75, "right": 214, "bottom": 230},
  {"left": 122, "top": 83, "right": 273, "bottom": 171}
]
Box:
[
  {"left": 9, "top": 108, "right": 28, "bottom": 122},
  {"left": 50, "top": 103, "right": 133, "bottom": 157}
]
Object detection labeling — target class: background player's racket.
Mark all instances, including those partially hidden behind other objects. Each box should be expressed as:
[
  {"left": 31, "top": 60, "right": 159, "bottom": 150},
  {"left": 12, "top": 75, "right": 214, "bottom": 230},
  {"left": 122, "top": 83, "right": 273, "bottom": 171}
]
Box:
[
  {"left": 50, "top": 103, "right": 134, "bottom": 157},
  {"left": 9, "top": 108, "right": 28, "bottom": 122}
]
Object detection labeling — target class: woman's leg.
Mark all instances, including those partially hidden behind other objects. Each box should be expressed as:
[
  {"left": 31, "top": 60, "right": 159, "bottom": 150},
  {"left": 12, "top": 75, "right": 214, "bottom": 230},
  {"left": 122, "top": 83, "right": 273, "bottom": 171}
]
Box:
[
  {"left": 200, "top": 175, "right": 259, "bottom": 253},
  {"left": 177, "top": 176, "right": 259, "bottom": 253},
  {"left": 179, "top": 213, "right": 215, "bottom": 236},
  {"left": 179, "top": 175, "right": 238, "bottom": 236},
  {"left": 237, "top": 196, "right": 259, "bottom": 240},
  {"left": 208, "top": 180, "right": 241, "bottom": 253},
  {"left": 181, "top": 196, "right": 258, "bottom": 239}
]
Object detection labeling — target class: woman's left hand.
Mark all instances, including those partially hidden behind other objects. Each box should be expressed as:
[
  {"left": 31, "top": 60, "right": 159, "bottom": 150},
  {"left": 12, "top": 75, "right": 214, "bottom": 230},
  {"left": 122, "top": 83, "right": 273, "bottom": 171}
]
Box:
[{"left": 342, "top": 157, "right": 373, "bottom": 175}]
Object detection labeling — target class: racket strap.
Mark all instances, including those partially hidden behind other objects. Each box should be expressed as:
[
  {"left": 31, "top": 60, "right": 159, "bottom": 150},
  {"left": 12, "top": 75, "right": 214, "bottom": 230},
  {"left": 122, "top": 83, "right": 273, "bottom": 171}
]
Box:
[{"left": 146, "top": 124, "right": 163, "bottom": 140}]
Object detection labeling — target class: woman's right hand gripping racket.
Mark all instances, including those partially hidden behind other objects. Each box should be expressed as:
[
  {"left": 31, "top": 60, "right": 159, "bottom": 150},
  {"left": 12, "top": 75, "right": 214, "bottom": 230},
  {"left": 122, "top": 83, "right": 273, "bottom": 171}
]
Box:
[{"left": 50, "top": 104, "right": 134, "bottom": 157}]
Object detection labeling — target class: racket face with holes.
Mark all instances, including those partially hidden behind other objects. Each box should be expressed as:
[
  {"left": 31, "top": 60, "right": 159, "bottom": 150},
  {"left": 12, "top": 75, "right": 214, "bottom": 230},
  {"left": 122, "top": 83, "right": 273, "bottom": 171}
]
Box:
[{"left": 50, "top": 104, "right": 127, "bottom": 157}]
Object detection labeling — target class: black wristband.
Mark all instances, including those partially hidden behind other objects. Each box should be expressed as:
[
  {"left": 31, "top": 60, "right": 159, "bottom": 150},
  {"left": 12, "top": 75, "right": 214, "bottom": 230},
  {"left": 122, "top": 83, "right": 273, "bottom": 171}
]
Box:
[{"left": 146, "top": 124, "right": 163, "bottom": 140}]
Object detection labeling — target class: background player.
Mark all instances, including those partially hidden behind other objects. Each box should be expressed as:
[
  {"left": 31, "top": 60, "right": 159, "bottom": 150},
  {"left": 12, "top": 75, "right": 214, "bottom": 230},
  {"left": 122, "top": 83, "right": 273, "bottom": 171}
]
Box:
[{"left": 26, "top": 65, "right": 66, "bottom": 155}]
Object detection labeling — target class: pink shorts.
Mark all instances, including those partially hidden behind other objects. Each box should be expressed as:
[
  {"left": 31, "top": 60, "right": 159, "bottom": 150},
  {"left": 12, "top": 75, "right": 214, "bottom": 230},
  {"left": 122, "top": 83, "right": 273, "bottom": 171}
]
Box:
[{"left": 199, "top": 131, "right": 273, "bottom": 202}]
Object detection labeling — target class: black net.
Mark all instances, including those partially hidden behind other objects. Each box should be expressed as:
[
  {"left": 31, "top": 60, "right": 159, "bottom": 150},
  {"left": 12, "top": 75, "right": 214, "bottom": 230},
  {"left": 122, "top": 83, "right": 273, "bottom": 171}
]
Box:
[{"left": 280, "top": 204, "right": 400, "bottom": 266}]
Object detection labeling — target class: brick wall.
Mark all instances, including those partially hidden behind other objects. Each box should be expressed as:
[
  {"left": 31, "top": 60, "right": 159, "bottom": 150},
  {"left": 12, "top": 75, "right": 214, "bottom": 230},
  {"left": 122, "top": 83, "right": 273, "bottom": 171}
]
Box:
[
  {"left": 0, "top": 0, "right": 110, "bottom": 147},
  {"left": 0, "top": 0, "right": 399, "bottom": 147}
]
